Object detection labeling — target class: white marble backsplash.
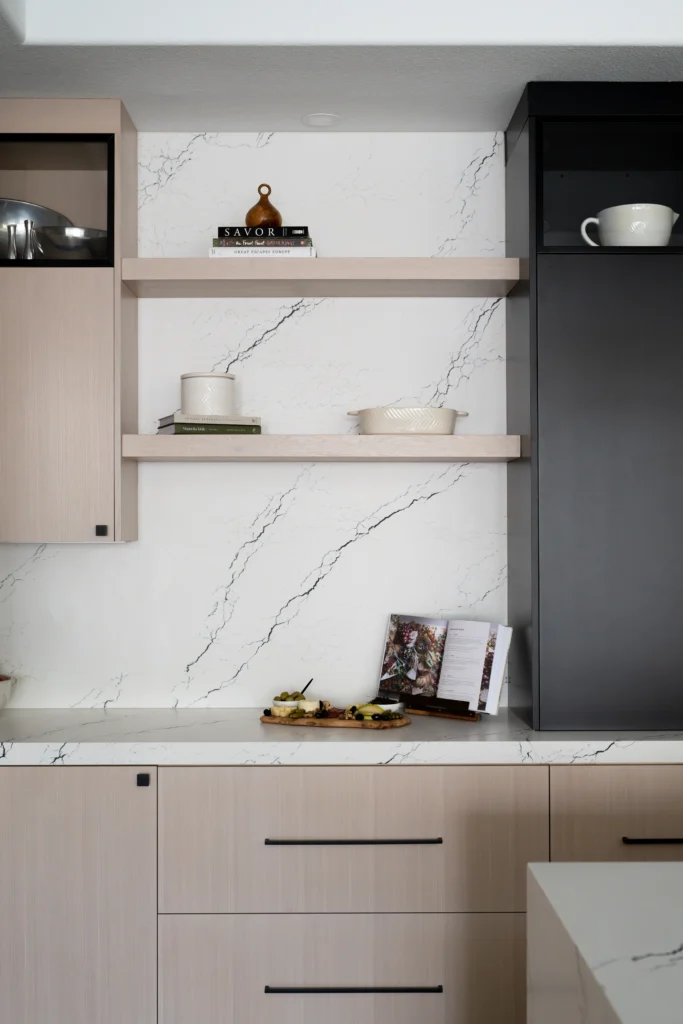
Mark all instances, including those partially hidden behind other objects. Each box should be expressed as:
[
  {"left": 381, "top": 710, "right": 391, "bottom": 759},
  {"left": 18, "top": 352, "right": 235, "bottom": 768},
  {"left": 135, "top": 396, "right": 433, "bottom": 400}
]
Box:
[{"left": 0, "top": 131, "right": 507, "bottom": 708}]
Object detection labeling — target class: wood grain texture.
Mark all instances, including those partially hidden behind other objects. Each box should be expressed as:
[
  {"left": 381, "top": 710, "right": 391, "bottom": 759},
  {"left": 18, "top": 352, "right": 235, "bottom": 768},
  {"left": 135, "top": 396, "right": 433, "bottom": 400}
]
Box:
[
  {"left": 113, "top": 103, "right": 138, "bottom": 539},
  {"left": 114, "top": 283, "right": 138, "bottom": 541},
  {"left": 123, "top": 433, "right": 521, "bottom": 463},
  {"left": 160, "top": 912, "right": 526, "bottom": 1024},
  {"left": 118, "top": 103, "right": 138, "bottom": 260},
  {"left": 0, "top": 98, "right": 126, "bottom": 133},
  {"left": 122, "top": 256, "right": 521, "bottom": 298},
  {"left": 551, "top": 765, "right": 683, "bottom": 861},
  {"left": 158, "top": 766, "right": 549, "bottom": 913},
  {"left": 0, "top": 268, "right": 115, "bottom": 542},
  {"left": 0, "top": 767, "right": 157, "bottom": 1024},
  {"left": 260, "top": 713, "right": 411, "bottom": 728}
]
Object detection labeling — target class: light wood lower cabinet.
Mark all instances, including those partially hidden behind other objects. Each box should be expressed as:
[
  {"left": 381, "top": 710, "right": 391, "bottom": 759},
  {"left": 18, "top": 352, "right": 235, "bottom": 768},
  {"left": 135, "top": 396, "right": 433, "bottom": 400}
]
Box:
[
  {"left": 551, "top": 765, "right": 683, "bottom": 861},
  {"left": 0, "top": 767, "right": 157, "bottom": 1024},
  {"left": 159, "top": 765, "right": 549, "bottom": 913},
  {"left": 159, "top": 912, "right": 526, "bottom": 1024}
]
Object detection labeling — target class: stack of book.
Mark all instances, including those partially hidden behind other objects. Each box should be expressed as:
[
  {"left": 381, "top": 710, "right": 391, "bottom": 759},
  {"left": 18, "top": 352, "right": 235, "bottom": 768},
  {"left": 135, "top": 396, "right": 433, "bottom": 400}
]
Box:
[
  {"left": 157, "top": 413, "right": 262, "bottom": 435},
  {"left": 209, "top": 225, "right": 316, "bottom": 258}
]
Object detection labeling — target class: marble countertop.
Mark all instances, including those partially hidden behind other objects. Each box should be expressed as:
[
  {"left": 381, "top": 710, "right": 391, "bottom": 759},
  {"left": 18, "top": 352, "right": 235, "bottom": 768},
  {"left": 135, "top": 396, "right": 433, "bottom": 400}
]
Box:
[
  {"left": 0, "top": 707, "right": 682, "bottom": 765},
  {"left": 529, "top": 863, "right": 683, "bottom": 1024}
]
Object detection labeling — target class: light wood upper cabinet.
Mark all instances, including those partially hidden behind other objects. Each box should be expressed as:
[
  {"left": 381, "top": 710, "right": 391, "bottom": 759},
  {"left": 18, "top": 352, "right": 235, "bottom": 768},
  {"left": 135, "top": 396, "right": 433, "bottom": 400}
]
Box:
[
  {"left": 0, "top": 766, "right": 157, "bottom": 1024},
  {"left": 551, "top": 765, "right": 683, "bottom": 861},
  {"left": 0, "top": 268, "right": 116, "bottom": 541},
  {"left": 160, "top": 912, "right": 526, "bottom": 1024},
  {"left": 159, "top": 765, "right": 549, "bottom": 913},
  {"left": 0, "top": 99, "right": 137, "bottom": 542}
]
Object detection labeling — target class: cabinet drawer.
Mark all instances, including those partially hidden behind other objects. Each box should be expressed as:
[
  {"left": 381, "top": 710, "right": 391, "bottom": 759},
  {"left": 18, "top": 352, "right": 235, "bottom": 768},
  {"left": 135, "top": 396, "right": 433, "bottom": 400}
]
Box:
[
  {"left": 160, "top": 913, "right": 525, "bottom": 1024},
  {"left": 551, "top": 766, "right": 683, "bottom": 861},
  {"left": 158, "top": 766, "right": 548, "bottom": 912}
]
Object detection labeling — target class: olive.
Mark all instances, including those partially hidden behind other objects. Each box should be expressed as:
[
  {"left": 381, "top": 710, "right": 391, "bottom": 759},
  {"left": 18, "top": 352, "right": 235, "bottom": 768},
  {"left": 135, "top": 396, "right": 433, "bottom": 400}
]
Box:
[
  {"left": 263, "top": 708, "right": 272, "bottom": 716},
  {"left": 314, "top": 711, "right": 323, "bottom": 719},
  {"left": 372, "top": 714, "right": 383, "bottom": 720},
  {"left": 320, "top": 710, "right": 329, "bottom": 718},
  {"left": 355, "top": 713, "right": 364, "bottom": 721},
  {"left": 350, "top": 706, "right": 358, "bottom": 713}
]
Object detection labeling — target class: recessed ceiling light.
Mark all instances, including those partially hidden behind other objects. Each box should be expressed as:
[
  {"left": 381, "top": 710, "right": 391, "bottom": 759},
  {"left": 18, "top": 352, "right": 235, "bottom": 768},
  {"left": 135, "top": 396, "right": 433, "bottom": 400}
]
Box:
[{"left": 301, "top": 112, "right": 341, "bottom": 128}]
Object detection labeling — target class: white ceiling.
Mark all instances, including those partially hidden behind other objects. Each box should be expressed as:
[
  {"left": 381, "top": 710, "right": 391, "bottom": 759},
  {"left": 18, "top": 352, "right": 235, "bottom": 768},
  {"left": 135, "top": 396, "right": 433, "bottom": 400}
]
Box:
[
  {"left": 21, "top": 0, "right": 683, "bottom": 46},
  {"left": 0, "top": 44, "right": 681, "bottom": 132}
]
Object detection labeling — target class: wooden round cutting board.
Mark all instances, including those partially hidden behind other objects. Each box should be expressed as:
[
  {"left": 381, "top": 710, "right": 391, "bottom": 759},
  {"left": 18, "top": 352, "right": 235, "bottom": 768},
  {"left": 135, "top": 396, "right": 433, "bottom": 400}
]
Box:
[{"left": 260, "top": 714, "right": 411, "bottom": 729}]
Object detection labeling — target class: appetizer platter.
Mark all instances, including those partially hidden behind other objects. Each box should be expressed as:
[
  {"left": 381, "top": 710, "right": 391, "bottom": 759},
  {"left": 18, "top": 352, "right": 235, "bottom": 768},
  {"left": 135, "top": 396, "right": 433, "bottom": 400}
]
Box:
[{"left": 261, "top": 683, "right": 411, "bottom": 729}]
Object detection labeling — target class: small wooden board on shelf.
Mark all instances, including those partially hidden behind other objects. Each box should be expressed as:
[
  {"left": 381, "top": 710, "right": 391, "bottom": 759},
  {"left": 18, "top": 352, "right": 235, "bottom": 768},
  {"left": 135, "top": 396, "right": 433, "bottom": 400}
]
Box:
[{"left": 260, "top": 714, "right": 411, "bottom": 729}]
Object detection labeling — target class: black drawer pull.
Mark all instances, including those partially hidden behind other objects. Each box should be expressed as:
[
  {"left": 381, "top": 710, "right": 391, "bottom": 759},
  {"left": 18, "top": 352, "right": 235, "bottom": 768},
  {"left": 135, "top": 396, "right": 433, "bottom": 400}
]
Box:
[
  {"left": 264, "top": 838, "right": 443, "bottom": 846},
  {"left": 265, "top": 986, "right": 443, "bottom": 994},
  {"left": 622, "top": 836, "right": 683, "bottom": 845}
]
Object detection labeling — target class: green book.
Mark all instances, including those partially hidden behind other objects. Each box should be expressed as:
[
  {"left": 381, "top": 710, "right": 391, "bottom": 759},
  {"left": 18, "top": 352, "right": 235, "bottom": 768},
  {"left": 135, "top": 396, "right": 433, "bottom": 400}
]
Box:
[{"left": 157, "top": 424, "right": 261, "bottom": 435}]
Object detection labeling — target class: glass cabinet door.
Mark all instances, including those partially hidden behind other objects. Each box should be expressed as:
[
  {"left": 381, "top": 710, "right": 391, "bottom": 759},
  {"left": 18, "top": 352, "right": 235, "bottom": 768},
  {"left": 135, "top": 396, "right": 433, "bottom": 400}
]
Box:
[{"left": 0, "top": 134, "right": 113, "bottom": 265}]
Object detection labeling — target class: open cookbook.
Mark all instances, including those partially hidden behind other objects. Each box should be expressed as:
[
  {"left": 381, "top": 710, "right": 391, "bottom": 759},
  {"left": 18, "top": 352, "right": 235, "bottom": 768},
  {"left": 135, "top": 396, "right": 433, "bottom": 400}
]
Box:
[{"left": 377, "top": 614, "right": 513, "bottom": 716}]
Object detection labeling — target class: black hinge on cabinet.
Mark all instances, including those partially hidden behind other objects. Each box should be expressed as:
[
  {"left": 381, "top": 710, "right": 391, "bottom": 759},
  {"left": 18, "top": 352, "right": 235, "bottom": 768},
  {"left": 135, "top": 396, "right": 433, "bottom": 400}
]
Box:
[
  {"left": 95, "top": 525, "right": 108, "bottom": 537},
  {"left": 136, "top": 773, "right": 151, "bottom": 787}
]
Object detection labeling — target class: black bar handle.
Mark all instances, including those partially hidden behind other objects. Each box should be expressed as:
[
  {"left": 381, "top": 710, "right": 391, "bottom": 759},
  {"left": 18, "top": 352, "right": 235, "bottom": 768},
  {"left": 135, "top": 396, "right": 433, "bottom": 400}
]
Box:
[
  {"left": 622, "top": 836, "right": 683, "bottom": 845},
  {"left": 264, "top": 986, "right": 443, "bottom": 994},
  {"left": 264, "top": 838, "right": 443, "bottom": 846}
]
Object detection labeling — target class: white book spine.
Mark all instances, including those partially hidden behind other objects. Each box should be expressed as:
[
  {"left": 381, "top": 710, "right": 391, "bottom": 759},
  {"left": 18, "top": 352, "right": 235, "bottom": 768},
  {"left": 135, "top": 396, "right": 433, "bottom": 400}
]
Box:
[{"left": 209, "top": 247, "right": 317, "bottom": 258}]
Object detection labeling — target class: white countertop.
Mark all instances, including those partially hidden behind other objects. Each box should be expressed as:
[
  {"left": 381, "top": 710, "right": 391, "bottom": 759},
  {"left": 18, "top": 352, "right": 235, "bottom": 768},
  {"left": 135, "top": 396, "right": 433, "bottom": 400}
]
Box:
[
  {"left": 0, "top": 707, "right": 682, "bottom": 765},
  {"left": 529, "top": 863, "right": 683, "bottom": 1024}
]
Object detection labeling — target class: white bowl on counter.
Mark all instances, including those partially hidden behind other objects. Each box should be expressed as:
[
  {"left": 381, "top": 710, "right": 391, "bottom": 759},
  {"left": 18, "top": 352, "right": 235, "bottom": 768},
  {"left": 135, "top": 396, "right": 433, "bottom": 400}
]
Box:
[
  {"left": 272, "top": 699, "right": 299, "bottom": 708},
  {"left": 348, "top": 407, "right": 468, "bottom": 435}
]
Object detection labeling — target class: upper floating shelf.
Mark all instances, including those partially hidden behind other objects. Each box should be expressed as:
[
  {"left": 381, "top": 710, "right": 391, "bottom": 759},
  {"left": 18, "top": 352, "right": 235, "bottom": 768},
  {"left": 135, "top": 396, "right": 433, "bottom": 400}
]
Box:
[
  {"left": 121, "top": 257, "right": 521, "bottom": 299},
  {"left": 122, "top": 434, "right": 521, "bottom": 463}
]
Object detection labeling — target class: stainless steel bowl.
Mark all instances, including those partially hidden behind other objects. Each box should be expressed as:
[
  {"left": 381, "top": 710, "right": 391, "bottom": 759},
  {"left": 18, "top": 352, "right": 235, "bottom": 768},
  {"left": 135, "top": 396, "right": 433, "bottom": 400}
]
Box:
[
  {"left": 36, "top": 226, "right": 108, "bottom": 261},
  {"left": 0, "top": 198, "right": 72, "bottom": 257}
]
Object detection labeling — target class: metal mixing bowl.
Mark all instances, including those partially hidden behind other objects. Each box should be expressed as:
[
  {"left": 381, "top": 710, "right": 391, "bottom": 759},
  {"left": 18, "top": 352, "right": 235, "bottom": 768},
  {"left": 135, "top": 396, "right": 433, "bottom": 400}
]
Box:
[
  {"left": 36, "top": 226, "right": 108, "bottom": 261},
  {"left": 0, "top": 198, "right": 72, "bottom": 257}
]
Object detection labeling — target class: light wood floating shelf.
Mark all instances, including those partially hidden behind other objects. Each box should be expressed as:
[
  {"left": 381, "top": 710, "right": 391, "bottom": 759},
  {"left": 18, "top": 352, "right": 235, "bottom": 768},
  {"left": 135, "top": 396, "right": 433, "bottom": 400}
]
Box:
[
  {"left": 121, "top": 257, "right": 521, "bottom": 299},
  {"left": 122, "top": 434, "right": 521, "bottom": 463}
]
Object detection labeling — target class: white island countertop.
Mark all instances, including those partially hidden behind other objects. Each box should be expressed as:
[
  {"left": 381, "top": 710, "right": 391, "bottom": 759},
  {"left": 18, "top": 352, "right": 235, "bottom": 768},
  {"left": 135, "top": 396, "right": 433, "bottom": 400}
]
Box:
[
  {"left": 529, "top": 863, "right": 683, "bottom": 1024},
  {"left": 0, "top": 707, "right": 683, "bottom": 765}
]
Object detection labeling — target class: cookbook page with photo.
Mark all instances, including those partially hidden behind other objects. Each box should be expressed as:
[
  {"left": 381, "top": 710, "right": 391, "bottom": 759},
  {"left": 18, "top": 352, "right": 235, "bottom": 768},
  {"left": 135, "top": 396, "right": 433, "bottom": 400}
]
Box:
[{"left": 378, "top": 615, "right": 448, "bottom": 697}]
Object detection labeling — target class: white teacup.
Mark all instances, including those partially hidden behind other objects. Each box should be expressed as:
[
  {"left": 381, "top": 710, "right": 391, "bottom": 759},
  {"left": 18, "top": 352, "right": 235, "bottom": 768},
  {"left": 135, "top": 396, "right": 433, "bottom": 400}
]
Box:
[{"left": 581, "top": 203, "right": 679, "bottom": 247}]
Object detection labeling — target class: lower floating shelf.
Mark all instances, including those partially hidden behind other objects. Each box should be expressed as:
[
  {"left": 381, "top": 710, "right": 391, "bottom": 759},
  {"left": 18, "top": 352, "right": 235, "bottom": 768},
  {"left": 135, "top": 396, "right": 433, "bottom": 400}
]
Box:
[{"left": 122, "top": 434, "right": 521, "bottom": 463}]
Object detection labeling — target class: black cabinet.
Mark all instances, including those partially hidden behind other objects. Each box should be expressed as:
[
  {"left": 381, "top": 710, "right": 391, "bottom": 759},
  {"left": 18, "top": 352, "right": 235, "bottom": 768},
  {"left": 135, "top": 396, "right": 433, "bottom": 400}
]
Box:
[{"left": 507, "top": 84, "right": 683, "bottom": 729}]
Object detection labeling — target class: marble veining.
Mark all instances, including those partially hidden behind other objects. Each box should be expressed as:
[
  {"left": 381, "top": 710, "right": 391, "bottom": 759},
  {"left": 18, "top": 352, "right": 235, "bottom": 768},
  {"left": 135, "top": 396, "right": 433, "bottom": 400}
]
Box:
[
  {"left": 529, "top": 863, "right": 683, "bottom": 1024},
  {"left": 1, "top": 708, "right": 683, "bottom": 766},
  {"left": 0, "top": 131, "right": 508, "bottom": 710}
]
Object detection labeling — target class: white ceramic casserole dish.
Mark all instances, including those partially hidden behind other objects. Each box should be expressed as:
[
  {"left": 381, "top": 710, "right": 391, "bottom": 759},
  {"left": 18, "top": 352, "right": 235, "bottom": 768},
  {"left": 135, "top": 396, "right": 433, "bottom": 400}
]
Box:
[{"left": 348, "top": 407, "right": 468, "bottom": 435}]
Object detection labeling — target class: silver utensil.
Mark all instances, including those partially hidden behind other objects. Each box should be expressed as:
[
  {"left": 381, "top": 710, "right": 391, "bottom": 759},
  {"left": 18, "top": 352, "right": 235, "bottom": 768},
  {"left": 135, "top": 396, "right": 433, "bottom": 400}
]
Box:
[
  {"left": 6, "top": 224, "right": 17, "bottom": 260},
  {"left": 22, "top": 219, "right": 42, "bottom": 260},
  {"left": 0, "top": 199, "right": 72, "bottom": 258}
]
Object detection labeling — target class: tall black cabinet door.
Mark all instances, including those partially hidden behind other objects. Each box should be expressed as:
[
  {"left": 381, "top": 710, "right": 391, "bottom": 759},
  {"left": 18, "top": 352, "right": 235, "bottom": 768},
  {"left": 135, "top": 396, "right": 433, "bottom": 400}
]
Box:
[{"left": 537, "top": 254, "right": 683, "bottom": 729}]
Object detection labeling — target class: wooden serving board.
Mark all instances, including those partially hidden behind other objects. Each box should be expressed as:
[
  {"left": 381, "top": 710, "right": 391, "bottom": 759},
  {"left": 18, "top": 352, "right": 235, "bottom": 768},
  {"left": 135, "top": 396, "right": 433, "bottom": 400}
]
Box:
[{"left": 260, "top": 714, "right": 411, "bottom": 729}]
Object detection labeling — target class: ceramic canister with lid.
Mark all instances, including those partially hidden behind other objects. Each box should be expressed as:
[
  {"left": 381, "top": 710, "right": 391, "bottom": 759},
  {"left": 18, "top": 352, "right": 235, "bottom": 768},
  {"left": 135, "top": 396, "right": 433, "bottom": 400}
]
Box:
[{"left": 181, "top": 372, "right": 236, "bottom": 417}]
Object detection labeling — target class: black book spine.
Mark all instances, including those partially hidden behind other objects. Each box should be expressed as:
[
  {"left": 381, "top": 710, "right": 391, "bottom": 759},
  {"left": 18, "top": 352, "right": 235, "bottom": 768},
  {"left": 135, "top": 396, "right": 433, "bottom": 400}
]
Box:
[{"left": 217, "top": 226, "right": 309, "bottom": 238}]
